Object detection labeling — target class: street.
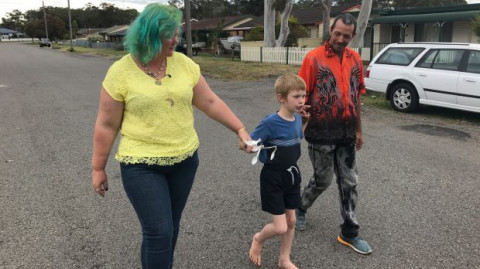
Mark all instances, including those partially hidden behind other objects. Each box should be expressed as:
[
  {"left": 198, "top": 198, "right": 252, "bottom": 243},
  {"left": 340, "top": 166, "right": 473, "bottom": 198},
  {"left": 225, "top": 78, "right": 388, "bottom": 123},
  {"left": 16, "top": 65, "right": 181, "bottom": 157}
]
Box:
[{"left": 1, "top": 43, "right": 479, "bottom": 269}]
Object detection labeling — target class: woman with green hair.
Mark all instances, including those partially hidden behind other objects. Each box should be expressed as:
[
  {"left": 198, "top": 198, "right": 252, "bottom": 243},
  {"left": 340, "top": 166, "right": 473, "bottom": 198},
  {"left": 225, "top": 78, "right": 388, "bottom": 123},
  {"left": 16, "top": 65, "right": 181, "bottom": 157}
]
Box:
[{"left": 91, "top": 4, "right": 252, "bottom": 268}]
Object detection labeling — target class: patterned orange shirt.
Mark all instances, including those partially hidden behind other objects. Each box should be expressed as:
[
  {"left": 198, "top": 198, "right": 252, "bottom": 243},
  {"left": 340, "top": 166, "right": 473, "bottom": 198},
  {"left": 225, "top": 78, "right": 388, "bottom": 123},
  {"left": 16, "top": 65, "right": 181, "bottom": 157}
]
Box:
[{"left": 298, "top": 41, "right": 366, "bottom": 145}]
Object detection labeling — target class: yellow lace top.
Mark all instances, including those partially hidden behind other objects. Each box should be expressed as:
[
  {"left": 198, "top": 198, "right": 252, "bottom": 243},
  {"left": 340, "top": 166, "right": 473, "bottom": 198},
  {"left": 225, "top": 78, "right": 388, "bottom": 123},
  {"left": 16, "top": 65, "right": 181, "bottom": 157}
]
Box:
[{"left": 102, "top": 52, "right": 200, "bottom": 166}]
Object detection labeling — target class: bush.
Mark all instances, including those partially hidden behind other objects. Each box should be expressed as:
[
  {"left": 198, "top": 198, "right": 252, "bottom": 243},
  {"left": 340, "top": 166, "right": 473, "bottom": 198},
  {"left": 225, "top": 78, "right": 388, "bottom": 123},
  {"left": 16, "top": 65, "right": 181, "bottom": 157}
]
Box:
[
  {"left": 473, "top": 16, "right": 480, "bottom": 40},
  {"left": 87, "top": 34, "right": 104, "bottom": 42},
  {"left": 245, "top": 26, "right": 264, "bottom": 41}
]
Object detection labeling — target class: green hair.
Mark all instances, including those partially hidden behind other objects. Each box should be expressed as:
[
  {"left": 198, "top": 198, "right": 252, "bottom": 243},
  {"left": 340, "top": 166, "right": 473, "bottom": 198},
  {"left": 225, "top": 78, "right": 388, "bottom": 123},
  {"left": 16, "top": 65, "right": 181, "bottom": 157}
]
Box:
[{"left": 124, "top": 4, "right": 182, "bottom": 64}]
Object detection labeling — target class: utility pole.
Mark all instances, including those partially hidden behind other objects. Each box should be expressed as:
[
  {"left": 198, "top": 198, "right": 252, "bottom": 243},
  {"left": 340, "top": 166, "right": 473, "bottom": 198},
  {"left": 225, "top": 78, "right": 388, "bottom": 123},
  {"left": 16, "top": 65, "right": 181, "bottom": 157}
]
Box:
[
  {"left": 42, "top": 1, "right": 49, "bottom": 40},
  {"left": 67, "top": 0, "right": 74, "bottom": 51},
  {"left": 185, "top": 0, "right": 193, "bottom": 57}
]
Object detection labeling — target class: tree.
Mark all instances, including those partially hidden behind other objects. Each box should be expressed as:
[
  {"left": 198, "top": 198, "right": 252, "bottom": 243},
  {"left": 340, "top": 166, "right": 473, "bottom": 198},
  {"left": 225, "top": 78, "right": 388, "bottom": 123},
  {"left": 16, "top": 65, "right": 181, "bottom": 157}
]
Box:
[
  {"left": 1, "top": 10, "right": 26, "bottom": 32},
  {"left": 473, "top": 16, "right": 480, "bottom": 41},
  {"left": 349, "top": 0, "right": 372, "bottom": 48},
  {"left": 231, "top": 0, "right": 264, "bottom": 16},
  {"left": 264, "top": 0, "right": 294, "bottom": 47},
  {"left": 245, "top": 26, "right": 264, "bottom": 41},
  {"left": 282, "top": 16, "right": 309, "bottom": 46},
  {"left": 294, "top": 0, "right": 322, "bottom": 8},
  {"left": 24, "top": 14, "right": 65, "bottom": 39},
  {"left": 319, "top": 0, "right": 333, "bottom": 42}
]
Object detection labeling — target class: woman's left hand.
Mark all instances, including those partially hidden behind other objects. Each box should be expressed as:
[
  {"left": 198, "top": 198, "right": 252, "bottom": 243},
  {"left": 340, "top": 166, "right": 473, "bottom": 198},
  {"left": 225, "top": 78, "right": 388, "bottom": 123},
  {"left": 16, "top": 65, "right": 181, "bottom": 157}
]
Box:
[{"left": 238, "top": 130, "right": 254, "bottom": 153}]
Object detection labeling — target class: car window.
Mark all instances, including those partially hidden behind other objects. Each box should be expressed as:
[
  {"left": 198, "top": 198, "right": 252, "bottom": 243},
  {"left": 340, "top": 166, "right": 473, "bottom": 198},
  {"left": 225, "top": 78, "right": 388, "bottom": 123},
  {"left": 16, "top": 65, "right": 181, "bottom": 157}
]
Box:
[
  {"left": 431, "top": 49, "right": 464, "bottom": 71},
  {"left": 375, "top": 47, "right": 425, "bottom": 66},
  {"left": 466, "top": 50, "right": 480, "bottom": 74},
  {"left": 416, "top": 49, "right": 438, "bottom": 68}
]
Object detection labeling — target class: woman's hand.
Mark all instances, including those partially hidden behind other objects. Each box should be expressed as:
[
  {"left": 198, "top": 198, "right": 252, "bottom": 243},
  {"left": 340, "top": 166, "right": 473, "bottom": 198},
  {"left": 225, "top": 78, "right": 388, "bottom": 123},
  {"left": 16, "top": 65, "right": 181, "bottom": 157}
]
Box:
[
  {"left": 92, "top": 169, "right": 108, "bottom": 197},
  {"left": 237, "top": 130, "right": 254, "bottom": 153}
]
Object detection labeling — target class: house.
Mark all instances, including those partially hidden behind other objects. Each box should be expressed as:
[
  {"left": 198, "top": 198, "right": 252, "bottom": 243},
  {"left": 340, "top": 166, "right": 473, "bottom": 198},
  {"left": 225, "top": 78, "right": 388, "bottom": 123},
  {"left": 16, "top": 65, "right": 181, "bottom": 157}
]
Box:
[
  {"left": 105, "top": 25, "right": 129, "bottom": 43},
  {"left": 188, "top": 15, "right": 254, "bottom": 43},
  {"left": 370, "top": 3, "right": 480, "bottom": 56},
  {"left": 223, "top": 3, "right": 362, "bottom": 40},
  {"left": 76, "top": 28, "right": 105, "bottom": 38},
  {"left": 98, "top": 25, "right": 129, "bottom": 41},
  {"left": 295, "top": 4, "right": 362, "bottom": 39},
  {"left": 0, "top": 28, "right": 20, "bottom": 39}
]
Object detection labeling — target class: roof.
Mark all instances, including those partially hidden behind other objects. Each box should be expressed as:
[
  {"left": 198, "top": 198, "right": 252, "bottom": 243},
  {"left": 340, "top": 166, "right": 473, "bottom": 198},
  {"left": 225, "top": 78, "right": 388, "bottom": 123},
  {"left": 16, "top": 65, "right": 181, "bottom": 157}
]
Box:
[
  {"left": 0, "top": 28, "right": 19, "bottom": 34},
  {"left": 77, "top": 28, "right": 105, "bottom": 35},
  {"left": 291, "top": 3, "right": 361, "bottom": 25},
  {"left": 190, "top": 16, "right": 251, "bottom": 31},
  {"left": 98, "top": 25, "right": 128, "bottom": 34},
  {"left": 372, "top": 3, "right": 480, "bottom": 24},
  {"left": 372, "top": 10, "right": 480, "bottom": 24},
  {"left": 108, "top": 26, "right": 129, "bottom": 36}
]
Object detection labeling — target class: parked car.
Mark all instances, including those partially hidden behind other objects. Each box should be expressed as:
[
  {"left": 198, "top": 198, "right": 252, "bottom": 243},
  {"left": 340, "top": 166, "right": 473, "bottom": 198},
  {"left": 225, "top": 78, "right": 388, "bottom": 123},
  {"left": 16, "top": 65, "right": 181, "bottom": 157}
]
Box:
[
  {"left": 365, "top": 42, "right": 480, "bottom": 113},
  {"left": 175, "top": 39, "right": 204, "bottom": 56},
  {"left": 39, "top": 38, "right": 51, "bottom": 47},
  {"left": 219, "top": 36, "right": 243, "bottom": 55}
]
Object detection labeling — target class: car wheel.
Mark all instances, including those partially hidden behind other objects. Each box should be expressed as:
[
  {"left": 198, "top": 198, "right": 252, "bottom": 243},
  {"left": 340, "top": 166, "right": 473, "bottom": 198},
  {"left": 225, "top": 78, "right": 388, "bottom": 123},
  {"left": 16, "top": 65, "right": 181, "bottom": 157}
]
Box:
[
  {"left": 192, "top": 49, "right": 198, "bottom": 56},
  {"left": 389, "top": 83, "right": 419, "bottom": 112}
]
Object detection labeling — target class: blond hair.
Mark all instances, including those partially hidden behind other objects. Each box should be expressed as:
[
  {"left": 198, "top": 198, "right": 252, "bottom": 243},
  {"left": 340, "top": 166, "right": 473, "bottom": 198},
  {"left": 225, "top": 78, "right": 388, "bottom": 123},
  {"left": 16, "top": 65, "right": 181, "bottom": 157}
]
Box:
[{"left": 274, "top": 73, "right": 306, "bottom": 98}]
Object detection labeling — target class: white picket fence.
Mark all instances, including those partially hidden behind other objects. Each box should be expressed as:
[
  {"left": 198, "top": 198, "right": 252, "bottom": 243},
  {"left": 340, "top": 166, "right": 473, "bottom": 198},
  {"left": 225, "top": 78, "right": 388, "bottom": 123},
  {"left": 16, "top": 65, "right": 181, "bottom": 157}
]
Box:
[
  {"left": 241, "top": 47, "right": 314, "bottom": 65},
  {"left": 241, "top": 46, "right": 366, "bottom": 65}
]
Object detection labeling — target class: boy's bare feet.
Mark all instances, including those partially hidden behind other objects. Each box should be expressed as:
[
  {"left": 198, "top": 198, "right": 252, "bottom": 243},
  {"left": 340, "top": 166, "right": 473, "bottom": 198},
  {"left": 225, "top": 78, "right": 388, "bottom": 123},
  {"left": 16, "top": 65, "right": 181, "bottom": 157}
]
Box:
[
  {"left": 249, "top": 233, "right": 263, "bottom": 267},
  {"left": 278, "top": 260, "right": 298, "bottom": 269}
]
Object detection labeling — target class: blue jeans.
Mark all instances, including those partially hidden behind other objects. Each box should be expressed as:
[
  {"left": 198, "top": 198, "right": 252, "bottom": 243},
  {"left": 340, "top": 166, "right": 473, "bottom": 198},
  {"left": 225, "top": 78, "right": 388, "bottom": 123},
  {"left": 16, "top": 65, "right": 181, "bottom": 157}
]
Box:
[{"left": 120, "top": 152, "right": 199, "bottom": 269}]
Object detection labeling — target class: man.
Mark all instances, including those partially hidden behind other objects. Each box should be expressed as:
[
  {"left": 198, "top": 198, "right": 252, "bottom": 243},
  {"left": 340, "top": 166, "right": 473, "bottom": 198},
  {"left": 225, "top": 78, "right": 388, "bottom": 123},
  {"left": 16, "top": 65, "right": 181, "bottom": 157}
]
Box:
[{"left": 296, "top": 13, "right": 372, "bottom": 255}]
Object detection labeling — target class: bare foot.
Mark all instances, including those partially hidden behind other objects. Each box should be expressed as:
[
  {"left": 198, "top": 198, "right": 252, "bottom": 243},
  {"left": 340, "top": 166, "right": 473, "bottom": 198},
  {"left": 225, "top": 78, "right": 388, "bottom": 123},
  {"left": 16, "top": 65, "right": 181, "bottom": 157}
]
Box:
[
  {"left": 278, "top": 260, "right": 298, "bottom": 269},
  {"left": 249, "top": 233, "right": 263, "bottom": 267}
]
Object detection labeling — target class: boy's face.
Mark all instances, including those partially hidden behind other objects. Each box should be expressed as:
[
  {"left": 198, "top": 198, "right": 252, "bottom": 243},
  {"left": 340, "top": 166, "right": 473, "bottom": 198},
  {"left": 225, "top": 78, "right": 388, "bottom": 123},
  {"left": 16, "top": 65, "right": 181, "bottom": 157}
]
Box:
[{"left": 279, "top": 89, "right": 306, "bottom": 113}]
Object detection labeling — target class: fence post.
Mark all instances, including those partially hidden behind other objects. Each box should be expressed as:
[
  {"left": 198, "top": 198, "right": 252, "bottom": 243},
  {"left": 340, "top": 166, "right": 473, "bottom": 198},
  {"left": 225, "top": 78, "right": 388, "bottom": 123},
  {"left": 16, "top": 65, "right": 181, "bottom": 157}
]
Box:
[
  {"left": 260, "top": 47, "right": 263, "bottom": 63},
  {"left": 286, "top": 47, "right": 289, "bottom": 65}
]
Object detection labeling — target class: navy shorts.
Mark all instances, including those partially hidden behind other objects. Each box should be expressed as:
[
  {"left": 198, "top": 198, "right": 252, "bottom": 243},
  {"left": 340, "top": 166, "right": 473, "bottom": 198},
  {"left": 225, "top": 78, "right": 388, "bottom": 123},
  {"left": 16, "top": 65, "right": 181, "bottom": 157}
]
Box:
[{"left": 260, "top": 165, "right": 302, "bottom": 215}]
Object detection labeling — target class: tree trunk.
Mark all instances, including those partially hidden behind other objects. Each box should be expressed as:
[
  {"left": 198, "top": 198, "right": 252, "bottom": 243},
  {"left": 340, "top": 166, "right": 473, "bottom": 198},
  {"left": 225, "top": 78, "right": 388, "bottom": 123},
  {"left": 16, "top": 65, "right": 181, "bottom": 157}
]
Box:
[
  {"left": 349, "top": 0, "right": 373, "bottom": 48},
  {"left": 275, "top": 0, "right": 293, "bottom": 47},
  {"left": 319, "top": 0, "right": 332, "bottom": 42},
  {"left": 264, "top": 0, "right": 276, "bottom": 47}
]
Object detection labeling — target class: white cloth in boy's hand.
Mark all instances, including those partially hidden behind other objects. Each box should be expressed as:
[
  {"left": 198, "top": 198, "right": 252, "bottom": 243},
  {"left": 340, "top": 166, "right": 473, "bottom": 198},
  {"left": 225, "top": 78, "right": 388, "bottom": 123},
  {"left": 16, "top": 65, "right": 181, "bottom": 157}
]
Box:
[{"left": 245, "top": 139, "right": 262, "bottom": 152}]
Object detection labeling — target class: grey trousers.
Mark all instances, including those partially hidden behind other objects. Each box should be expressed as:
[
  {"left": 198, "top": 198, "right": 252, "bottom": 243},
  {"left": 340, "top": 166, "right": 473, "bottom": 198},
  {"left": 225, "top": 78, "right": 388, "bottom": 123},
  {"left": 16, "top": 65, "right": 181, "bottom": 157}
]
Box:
[{"left": 299, "top": 142, "right": 360, "bottom": 238}]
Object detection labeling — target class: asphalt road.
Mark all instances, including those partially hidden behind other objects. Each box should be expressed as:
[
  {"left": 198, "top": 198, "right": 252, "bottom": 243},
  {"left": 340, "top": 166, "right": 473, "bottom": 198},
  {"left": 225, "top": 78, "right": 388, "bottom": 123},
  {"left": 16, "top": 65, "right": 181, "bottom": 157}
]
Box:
[{"left": 1, "top": 43, "right": 479, "bottom": 269}]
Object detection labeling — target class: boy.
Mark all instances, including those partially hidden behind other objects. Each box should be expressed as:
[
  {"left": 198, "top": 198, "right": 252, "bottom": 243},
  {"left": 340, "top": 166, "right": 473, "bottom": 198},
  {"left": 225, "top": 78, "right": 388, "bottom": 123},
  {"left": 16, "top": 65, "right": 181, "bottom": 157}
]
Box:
[{"left": 248, "top": 73, "right": 309, "bottom": 269}]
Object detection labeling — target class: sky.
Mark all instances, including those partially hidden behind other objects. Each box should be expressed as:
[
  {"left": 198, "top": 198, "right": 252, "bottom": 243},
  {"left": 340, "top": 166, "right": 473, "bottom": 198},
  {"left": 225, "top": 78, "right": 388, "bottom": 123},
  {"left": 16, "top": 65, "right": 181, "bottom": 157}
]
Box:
[{"left": 0, "top": 0, "right": 170, "bottom": 21}]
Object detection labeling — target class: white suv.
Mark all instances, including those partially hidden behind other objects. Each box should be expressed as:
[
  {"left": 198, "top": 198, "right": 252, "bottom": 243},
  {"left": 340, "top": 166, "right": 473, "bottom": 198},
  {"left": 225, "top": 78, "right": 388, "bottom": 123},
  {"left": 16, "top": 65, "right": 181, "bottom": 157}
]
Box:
[{"left": 365, "top": 43, "right": 480, "bottom": 113}]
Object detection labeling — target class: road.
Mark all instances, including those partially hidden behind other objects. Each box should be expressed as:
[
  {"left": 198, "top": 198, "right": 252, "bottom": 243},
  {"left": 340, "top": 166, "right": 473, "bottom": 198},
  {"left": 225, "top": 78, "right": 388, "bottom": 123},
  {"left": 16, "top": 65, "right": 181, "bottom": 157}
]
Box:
[{"left": 1, "top": 43, "right": 479, "bottom": 269}]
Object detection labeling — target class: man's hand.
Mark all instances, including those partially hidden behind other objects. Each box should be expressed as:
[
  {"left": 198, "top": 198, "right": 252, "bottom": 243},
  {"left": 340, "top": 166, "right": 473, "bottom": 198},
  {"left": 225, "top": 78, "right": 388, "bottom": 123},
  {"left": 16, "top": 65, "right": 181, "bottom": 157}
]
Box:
[
  {"left": 300, "top": 105, "right": 311, "bottom": 123},
  {"left": 356, "top": 131, "right": 363, "bottom": 151}
]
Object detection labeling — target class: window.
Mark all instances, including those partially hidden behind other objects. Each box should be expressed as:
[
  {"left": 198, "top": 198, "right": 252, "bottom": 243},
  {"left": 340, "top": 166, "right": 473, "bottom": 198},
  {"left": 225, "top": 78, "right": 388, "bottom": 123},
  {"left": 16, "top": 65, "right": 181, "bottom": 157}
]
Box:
[
  {"left": 431, "top": 50, "right": 465, "bottom": 71},
  {"left": 416, "top": 49, "right": 438, "bottom": 68},
  {"left": 466, "top": 50, "right": 480, "bottom": 74},
  {"left": 376, "top": 47, "right": 425, "bottom": 66},
  {"left": 414, "top": 22, "right": 453, "bottom": 42}
]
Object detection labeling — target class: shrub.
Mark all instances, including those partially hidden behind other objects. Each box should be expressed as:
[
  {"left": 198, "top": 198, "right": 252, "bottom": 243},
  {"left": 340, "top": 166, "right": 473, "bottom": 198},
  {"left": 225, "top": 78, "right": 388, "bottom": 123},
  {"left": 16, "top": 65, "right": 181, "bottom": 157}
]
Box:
[{"left": 87, "top": 34, "right": 104, "bottom": 42}]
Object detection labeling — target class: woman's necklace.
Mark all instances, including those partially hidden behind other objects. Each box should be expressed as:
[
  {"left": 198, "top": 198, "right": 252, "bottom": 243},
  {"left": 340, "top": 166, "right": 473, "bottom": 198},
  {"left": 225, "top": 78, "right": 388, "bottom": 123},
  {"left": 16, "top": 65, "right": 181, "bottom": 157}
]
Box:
[
  {"left": 142, "top": 59, "right": 166, "bottom": 85},
  {"left": 140, "top": 58, "right": 175, "bottom": 107}
]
